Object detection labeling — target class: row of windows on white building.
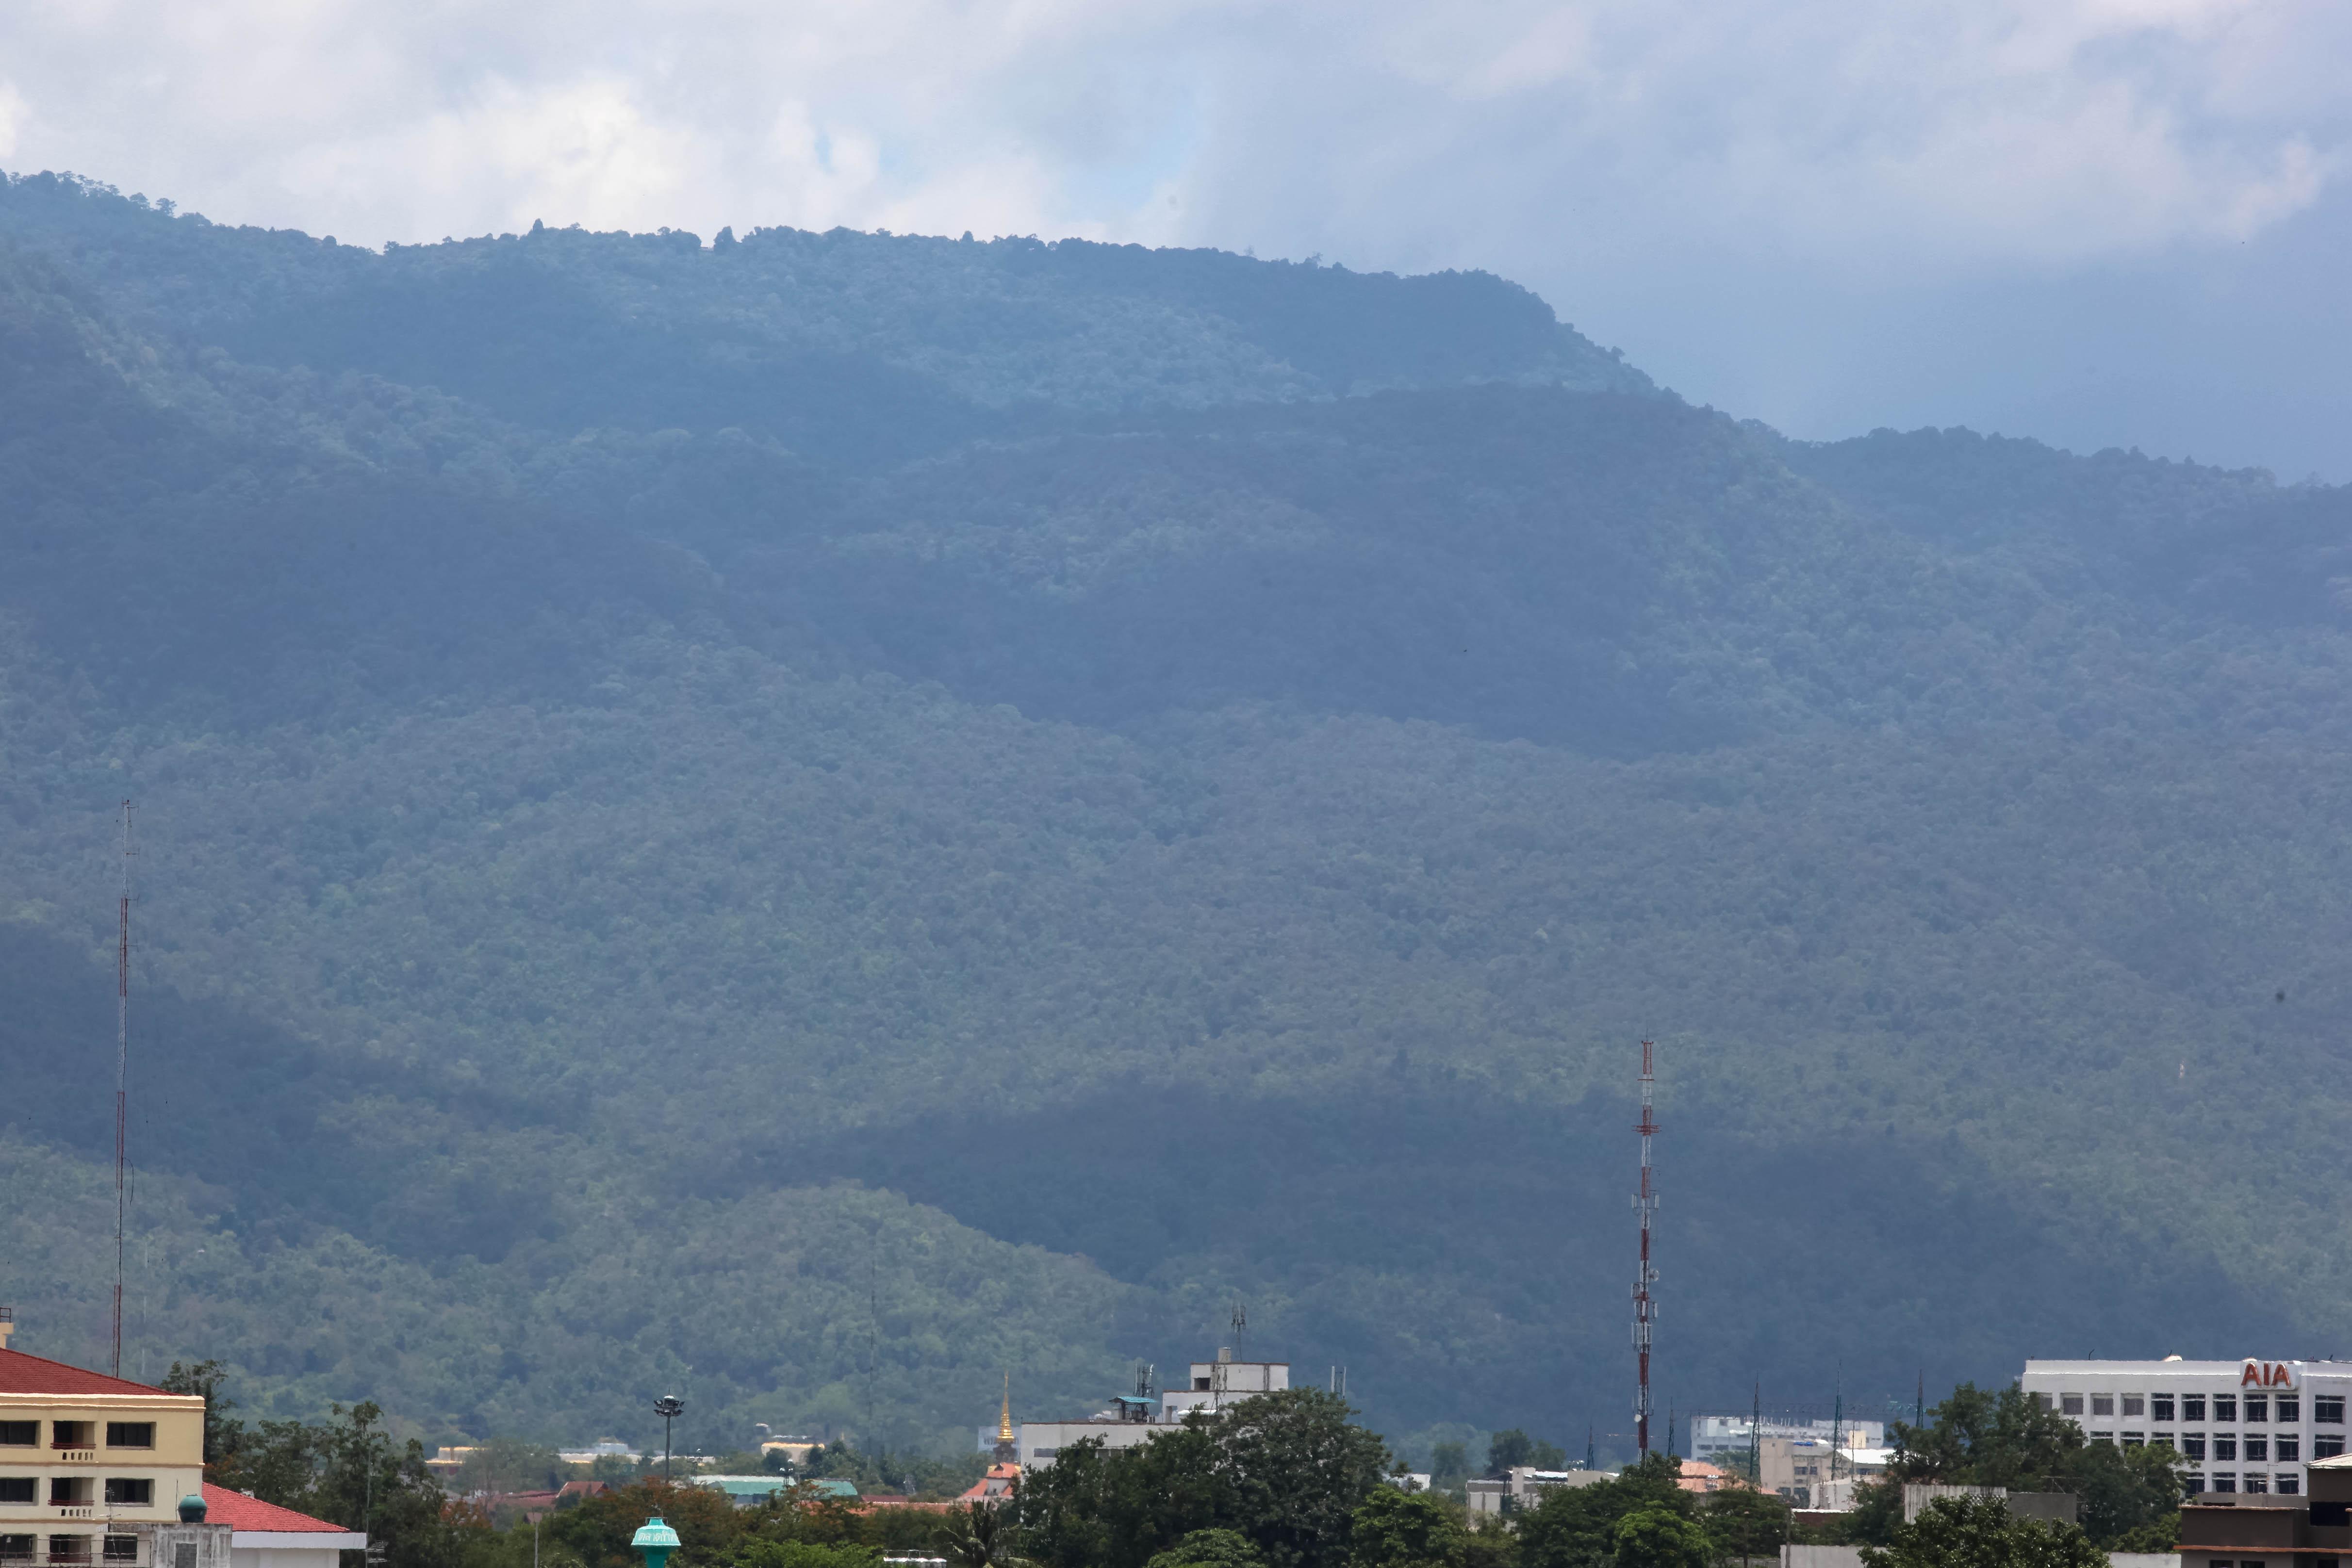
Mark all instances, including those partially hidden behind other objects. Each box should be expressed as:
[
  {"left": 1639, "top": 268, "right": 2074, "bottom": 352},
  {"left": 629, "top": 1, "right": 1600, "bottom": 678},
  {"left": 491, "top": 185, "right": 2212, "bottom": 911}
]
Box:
[{"left": 2030, "top": 1390, "right": 2348, "bottom": 1495}]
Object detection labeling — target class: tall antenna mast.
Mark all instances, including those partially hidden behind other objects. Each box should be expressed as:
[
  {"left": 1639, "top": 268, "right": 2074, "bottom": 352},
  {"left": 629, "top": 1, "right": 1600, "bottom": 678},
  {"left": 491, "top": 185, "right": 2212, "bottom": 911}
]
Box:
[
  {"left": 114, "top": 800, "right": 135, "bottom": 1380},
  {"left": 1631, "top": 1039, "right": 1658, "bottom": 1455}
]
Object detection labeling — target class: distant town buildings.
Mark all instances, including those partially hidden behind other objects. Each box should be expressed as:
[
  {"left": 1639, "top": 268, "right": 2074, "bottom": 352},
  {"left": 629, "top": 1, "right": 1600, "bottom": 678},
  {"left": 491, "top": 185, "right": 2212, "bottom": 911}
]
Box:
[{"left": 2023, "top": 1357, "right": 2352, "bottom": 1497}]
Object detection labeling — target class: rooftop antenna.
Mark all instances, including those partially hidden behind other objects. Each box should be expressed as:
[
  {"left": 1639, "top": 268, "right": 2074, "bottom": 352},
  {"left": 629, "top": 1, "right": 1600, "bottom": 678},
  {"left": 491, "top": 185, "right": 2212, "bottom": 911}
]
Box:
[
  {"left": 1632, "top": 1038, "right": 1659, "bottom": 1455},
  {"left": 1232, "top": 1301, "right": 1246, "bottom": 1363},
  {"left": 113, "top": 800, "right": 135, "bottom": 1379},
  {"left": 1916, "top": 1370, "right": 1925, "bottom": 1431},
  {"left": 1586, "top": 1424, "right": 1596, "bottom": 1471},
  {"left": 1666, "top": 1397, "right": 1676, "bottom": 1459},
  {"left": 1751, "top": 1382, "right": 1761, "bottom": 1486}
]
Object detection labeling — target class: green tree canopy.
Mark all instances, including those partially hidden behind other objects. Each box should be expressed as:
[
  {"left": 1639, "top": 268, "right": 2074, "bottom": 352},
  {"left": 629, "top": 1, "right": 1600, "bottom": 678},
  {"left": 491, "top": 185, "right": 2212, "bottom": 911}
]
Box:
[
  {"left": 1516, "top": 1455, "right": 1695, "bottom": 1568},
  {"left": 1020, "top": 1390, "right": 1389, "bottom": 1568},
  {"left": 1486, "top": 1432, "right": 1569, "bottom": 1477},
  {"left": 1612, "top": 1507, "right": 1712, "bottom": 1568},
  {"left": 1349, "top": 1489, "right": 1468, "bottom": 1568},
  {"left": 1148, "top": 1531, "right": 1271, "bottom": 1568},
  {"left": 1860, "top": 1495, "right": 2106, "bottom": 1568}
]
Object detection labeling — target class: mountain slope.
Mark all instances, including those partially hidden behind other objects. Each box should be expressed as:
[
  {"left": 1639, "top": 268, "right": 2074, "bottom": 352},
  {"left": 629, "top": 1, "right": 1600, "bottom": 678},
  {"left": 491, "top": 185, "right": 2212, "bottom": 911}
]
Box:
[{"left": 1, "top": 168, "right": 2349, "bottom": 1461}]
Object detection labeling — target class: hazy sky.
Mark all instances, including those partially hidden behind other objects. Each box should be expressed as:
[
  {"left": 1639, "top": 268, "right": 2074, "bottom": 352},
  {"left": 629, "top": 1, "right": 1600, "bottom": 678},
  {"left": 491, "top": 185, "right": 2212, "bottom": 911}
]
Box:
[{"left": 3, "top": 0, "right": 2346, "bottom": 477}]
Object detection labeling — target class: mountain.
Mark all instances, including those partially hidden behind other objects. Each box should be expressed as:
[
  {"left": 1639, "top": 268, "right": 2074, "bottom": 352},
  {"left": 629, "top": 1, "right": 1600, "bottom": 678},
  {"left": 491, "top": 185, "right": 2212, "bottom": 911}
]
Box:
[{"left": 0, "top": 167, "right": 2347, "bottom": 1468}]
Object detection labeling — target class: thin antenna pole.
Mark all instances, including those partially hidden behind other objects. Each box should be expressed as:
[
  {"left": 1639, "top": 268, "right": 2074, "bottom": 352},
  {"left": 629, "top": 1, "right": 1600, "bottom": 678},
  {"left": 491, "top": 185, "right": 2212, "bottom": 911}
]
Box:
[
  {"left": 1632, "top": 1039, "right": 1658, "bottom": 1455},
  {"left": 1751, "top": 1382, "right": 1761, "bottom": 1488},
  {"left": 114, "top": 800, "right": 135, "bottom": 1380}
]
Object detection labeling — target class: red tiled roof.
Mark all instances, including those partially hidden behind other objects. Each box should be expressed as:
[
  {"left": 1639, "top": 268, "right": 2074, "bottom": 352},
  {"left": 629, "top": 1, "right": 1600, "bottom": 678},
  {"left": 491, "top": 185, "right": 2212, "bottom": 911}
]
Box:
[
  {"left": 202, "top": 1484, "right": 352, "bottom": 1535},
  {"left": 0, "top": 1348, "right": 182, "bottom": 1397}
]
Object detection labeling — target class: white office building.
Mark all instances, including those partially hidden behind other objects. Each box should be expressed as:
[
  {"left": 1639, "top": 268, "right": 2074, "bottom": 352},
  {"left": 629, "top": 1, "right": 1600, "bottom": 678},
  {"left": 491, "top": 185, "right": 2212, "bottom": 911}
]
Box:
[{"left": 2021, "top": 1357, "right": 2352, "bottom": 1497}]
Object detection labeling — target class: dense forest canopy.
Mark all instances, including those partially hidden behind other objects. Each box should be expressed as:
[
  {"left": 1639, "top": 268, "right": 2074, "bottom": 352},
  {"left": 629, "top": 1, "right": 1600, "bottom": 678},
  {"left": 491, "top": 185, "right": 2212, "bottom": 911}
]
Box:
[{"left": 0, "top": 166, "right": 2347, "bottom": 1467}]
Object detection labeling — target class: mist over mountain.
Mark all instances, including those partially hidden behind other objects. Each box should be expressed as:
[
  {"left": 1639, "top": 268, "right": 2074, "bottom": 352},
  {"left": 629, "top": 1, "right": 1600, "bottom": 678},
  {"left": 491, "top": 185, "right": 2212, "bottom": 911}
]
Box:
[{"left": 1, "top": 168, "right": 2346, "bottom": 1465}]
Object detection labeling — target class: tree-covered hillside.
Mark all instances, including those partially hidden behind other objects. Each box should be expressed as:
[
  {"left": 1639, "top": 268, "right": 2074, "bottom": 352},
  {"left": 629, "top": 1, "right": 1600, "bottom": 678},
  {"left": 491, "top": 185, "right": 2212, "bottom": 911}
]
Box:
[{"left": 0, "top": 166, "right": 2347, "bottom": 1464}]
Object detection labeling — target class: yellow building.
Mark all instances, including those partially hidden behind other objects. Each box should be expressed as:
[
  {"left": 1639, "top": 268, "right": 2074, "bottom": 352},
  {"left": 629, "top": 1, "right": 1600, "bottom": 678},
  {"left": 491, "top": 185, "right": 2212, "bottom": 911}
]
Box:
[{"left": 0, "top": 1339, "right": 206, "bottom": 1566}]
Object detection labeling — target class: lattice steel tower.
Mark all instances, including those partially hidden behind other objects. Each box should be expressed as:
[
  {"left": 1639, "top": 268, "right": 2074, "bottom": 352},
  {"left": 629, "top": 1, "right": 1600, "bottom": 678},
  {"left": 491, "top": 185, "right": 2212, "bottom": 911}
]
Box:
[{"left": 1632, "top": 1038, "right": 1658, "bottom": 1455}]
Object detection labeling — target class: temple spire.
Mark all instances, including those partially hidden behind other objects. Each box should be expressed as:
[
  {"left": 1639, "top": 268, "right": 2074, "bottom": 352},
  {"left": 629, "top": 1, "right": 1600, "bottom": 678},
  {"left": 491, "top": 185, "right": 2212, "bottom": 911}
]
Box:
[{"left": 994, "top": 1372, "right": 1018, "bottom": 1463}]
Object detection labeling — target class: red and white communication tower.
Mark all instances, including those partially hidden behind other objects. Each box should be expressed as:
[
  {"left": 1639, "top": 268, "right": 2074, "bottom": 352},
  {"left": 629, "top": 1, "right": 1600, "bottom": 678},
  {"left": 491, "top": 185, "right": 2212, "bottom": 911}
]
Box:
[{"left": 1631, "top": 1038, "right": 1659, "bottom": 1455}]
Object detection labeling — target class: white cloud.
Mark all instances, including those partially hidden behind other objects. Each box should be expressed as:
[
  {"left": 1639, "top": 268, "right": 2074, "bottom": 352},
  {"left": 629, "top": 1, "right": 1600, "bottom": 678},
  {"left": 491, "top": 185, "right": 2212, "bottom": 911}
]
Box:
[{"left": 0, "top": 0, "right": 2348, "bottom": 474}]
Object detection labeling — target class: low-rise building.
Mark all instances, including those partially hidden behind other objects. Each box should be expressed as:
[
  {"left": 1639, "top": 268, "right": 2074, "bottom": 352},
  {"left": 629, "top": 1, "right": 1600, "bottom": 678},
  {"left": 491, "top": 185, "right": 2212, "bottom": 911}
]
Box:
[
  {"left": 0, "top": 1344, "right": 206, "bottom": 1566},
  {"left": 1465, "top": 1467, "right": 1615, "bottom": 1517}
]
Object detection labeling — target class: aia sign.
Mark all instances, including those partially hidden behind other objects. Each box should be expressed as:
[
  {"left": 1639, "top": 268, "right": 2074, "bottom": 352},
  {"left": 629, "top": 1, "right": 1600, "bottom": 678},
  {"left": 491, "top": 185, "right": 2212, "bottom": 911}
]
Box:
[{"left": 2243, "top": 1360, "right": 2299, "bottom": 1388}]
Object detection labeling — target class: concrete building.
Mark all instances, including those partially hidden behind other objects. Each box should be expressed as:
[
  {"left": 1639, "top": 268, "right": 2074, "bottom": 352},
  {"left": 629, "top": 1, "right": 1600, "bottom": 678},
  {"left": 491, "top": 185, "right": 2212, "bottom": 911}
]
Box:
[
  {"left": 1691, "top": 1416, "right": 1888, "bottom": 1468},
  {"left": 1464, "top": 1467, "right": 1614, "bottom": 1517},
  {"left": 0, "top": 1338, "right": 361, "bottom": 1568},
  {"left": 1019, "top": 1349, "right": 1289, "bottom": 1470},
  {"left": 0, "top": 1344, "right": 206, "bottom": 1566},
  {"left": 2176, "top": 1451, "right": 2352, "bottom": 1568},
  {"left": 2022, "top": 1358, "right": 2352, "bottom": 1497}
]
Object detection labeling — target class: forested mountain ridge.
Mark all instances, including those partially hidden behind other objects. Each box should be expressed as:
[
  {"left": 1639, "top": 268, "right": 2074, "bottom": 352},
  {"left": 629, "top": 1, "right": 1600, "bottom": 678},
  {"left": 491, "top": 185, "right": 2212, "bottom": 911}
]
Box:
[{"left": 0, "top": 165, "right": 2347, "bottom": 1466}]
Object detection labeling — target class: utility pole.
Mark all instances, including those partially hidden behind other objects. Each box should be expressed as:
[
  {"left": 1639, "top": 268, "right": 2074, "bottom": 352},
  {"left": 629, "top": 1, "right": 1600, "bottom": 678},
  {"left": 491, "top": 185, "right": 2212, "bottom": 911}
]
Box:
[
  {"left": 1631, "top": 1039, "right": 1659, "bottom": 1455},
  {"left": 654, "top": 1396, "right": 684, "bottom": 1482}
]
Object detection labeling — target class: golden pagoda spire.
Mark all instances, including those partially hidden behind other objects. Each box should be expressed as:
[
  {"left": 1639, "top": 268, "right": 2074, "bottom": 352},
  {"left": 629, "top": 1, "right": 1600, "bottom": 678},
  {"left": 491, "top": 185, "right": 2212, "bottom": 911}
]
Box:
[{"left": 993, "top": 1371, "right": 1019, "bottom": 1465}]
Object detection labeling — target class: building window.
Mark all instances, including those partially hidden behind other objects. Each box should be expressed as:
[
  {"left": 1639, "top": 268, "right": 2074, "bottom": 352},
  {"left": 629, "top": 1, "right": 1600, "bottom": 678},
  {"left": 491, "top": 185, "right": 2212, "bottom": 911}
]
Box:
[
  {"left": 2216, "top": 1437, "right": 2238, "bottom": 1461},
  {"left": 2278, "top": 1475, "right": 2302, "bottom": 1496},
  {"left": 2278, "top": 1397, "right": 2301, "bottom": 1423},
  {"left": 2093, "top": 1396, "right": 2117, "bottom": 1417},
  {"left": 2155, "top": 1395, "right": 2178, "bottom": 1422},
  {"left": 2124, "top": 1396, "right": 2146, "bottom": 1418},
  {"left": 2245, "top": 1475, "right": 2270, "bottom": 1495},
  {"left": 2183, "top": 1477, "right": 2207, "bottom": 1496},
  {"left": 2063, "top": 1395, "right": 2086, "bottom": 1416},
  {"left": 2185, "top": 1435, "right": 2208, "bottom": 1460},
  {"left": 0, "top": 1537, "right": 35, "bottom": 1563},
  {"left": 0, "top": 1430, "right": 29, "bottom": 1452},
  {"left": 47, "top": 1481, "right": 88, "bottom": 1507},
  {"left": 2123, "top": 1433, "right": 2146, "bottom": 1449},
  {"left": 101, "top": 1540, "right": 137, "bottom": 1564},
  {"left": 100, "top": 1428, "right": 151, "bottom": 1452},
  {"left": 99, "top": 1483, "right": 149, "bottom": 1508},
  {"left": 2218, "top": 1396, "right": 2239, "bottom": 1422},
  {"left": 2213, "top": 1475, "right": 2237, "bottom": 1492},
  {"left": 2248, "top": 1396, "right": 2270, "bottom": 1423},
  {"left": 47, "top": 1427, "right": 92, "bottom": 1453},
  {"left": 2033, "top": 1393, "right": 2054, "bottom": 1411},
  {"left": 2279, "top": 1437, "right": 2301, "bottom": 1462},
  {"left": 2092, "top": 1432, "right": 2115, "bottom": 1445},
  {"left": 1030, "top": 1449, "right": 1058, "bottom": 1460},
  {"left": 2316, "top": 1436, "right": 2345, "bottom": 1459},
  {"left": 2188, "top": 1395, "right": 2209, "bottom": 1421},
  {"left": 2247, "top": 1437, "right": 2269, "bottom": 1462},
  {"left": 2317, "top": 1398, "right": 2345, "bottom": 1424},
  {"left": 0, "top": 1482, "right": 28, "bottom": 1505},
  {"left": 48, "top": 1539, "right": 90, "bottom": 1564}
]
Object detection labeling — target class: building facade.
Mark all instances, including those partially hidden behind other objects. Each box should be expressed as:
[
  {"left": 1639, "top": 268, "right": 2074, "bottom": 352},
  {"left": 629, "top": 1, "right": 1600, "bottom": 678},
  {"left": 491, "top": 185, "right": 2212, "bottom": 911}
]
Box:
[
  {"left": 2177, "top": 1451, "right": 2352, "bottom": 1568},
  {"left": 2022, "top": 1358, "right": 2352, "bottom": 1497},
  {"left": 0, "top": 1347, "right": 206, "bottom": 1567}
]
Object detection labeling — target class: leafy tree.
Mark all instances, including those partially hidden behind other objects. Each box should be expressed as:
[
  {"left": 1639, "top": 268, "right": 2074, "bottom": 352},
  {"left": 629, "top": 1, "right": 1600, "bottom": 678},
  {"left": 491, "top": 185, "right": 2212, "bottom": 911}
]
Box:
[
  {"left": 1700, "top": 1488, "right": 1789, "bottom": 1566},
  {"left": 935, "top": 1503, "right": 1031, "bottom": 1568},
  {"left": 1147, "top": 1532, "right": 1269, "bottom": 1568},
  {"left": 1860, "top": 1495, "right": 2105, "bottom": 1568},
  {"left": 1020, "top": 1391, "right": 1388, "bottom": 1568},
  {"left": 1429, "top": 1446, "right": 1470, "bottom": 1492},
  {"left": 1485, "top": 1433, "right": 1568, "bottom": 1478},
  {"left": 1349, "top": 1489, "right": 1467, "bottom": 1568},
  {"left": 1516, "top": 1456, "right": 1694, "bottom": 1568},
  {"left": 1612, "top": 1507, "right": 1711, "bottom": 1568},
  {"left": 159, "top": 1360, "right": 247, "bottom": 1473},
  {"left": 1885, "top": 1386, "right": 2183, "bottom": 1547}
]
